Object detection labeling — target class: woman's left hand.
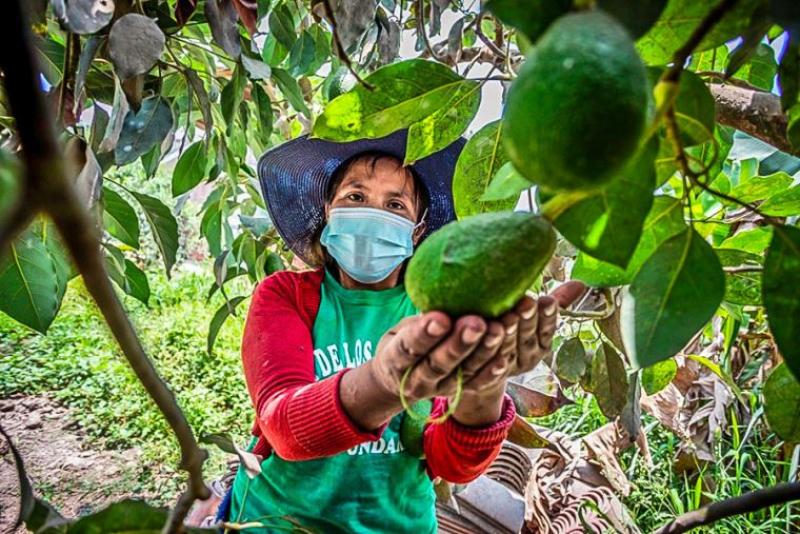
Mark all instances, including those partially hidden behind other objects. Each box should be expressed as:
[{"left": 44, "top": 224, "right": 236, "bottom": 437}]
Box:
[{"left": 451, "top": 281, "right": 586, "bottom": 427}]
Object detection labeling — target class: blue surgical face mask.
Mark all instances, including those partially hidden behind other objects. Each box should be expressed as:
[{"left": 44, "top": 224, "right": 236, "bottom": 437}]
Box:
[{"left": 320, "top": 207, "right": 424, "bottom": 284}]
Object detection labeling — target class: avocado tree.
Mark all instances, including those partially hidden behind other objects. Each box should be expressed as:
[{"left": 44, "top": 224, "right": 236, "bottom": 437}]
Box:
[{"left": 2, "top": 0, "right": 800, "bottom": 532}]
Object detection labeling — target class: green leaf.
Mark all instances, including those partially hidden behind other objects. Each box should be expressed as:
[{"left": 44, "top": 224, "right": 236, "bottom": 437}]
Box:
[
  {"left": 764, "top": 225, "right": 800, "bottom": 382},
  {"left": 114, "top": 97, "right": 174, "bottom": 166},
  {"left": 554, "top": 337, "right": 588, "bottom": 384},
  {"left": 760, "top": 186, "right": 800, "bottom": 216},
  {"left": 647, "top": 69, "right": 715, "bottom": 146},
  {"left": 251, "top": 83, "right": 274, "bottom": 145},
  {"left": 485, "top": 0, "right": 572, "bottom": 42},
  {"left": 313, "top": 59, "right": 480, "bottom": 164},
  {"left": 208, "top": 296, "right": 246, "bottom": 355},
  {"left": 572, "top": 195, "right": 685, "bottom": 287},
  {"left": 172, "top": 142, "right": 208, "bottom": 197},
  {"left": 0, "top": 221, "right": 69, "bottom": 334},
  {"left": 123, "top": 259, "right": 150, "bottom": 305},
  {"left": 268, "top": 3, "right": 297, "bottom": 50},
  {"left": 588, "top": 342, "right": 629, "bottom": 419},
  {"left": 597, "top": 0, "right": 668, "bottom": 39},
  {"left": 221, "top": 65, "right": 247, "bottom": 135},
  {"left": 731, "top": 42, "right": 778, "bottom": 91},
  {"left": 727, "top": 171, "right": 793, "bottom": 203},
  {"left": 201, "top": 202, "right": 224, "bottom": 257},
  {"left": 51, "top": 498, "right": 215, "bottom": 533},
  {"left": 623, "top": 228, "right": 725, "bottom": 368},
  {"left": 130, "top": 192, "right": 178, "bottom": 277},
  {"left": 452, "top": 121, "right": 515, "bottom": 218},
  {"left": 641, "top": 358, "right": 677, "bottom": 395},
  {"left": 720, "top": 226, "right": 773, "bottom": 254},
  {"left": 778, "top": 39, "right": 799, "bottom": 112},
  {"left": 637, "top": 0, "right": 764, "bottom": 65},
  {"left": 102, "top": 186, "right": 140, "bottom": 249},
  {"left": 272, "top": 67, "right": 310, "bottom": 117},
  {"left": 764, "top": 363, "right": 800, "bottom": 443},
  {"left": 554, "top": 139, "right": 657, "bottom": 268},
  {"left": 184, "top": 69, "right": 214, "bottom": 142},
  {"left": 717, "top": 248, "right": 762, "bottom": 305},
  {"left": 480, "top": 162, "right": 530, "bottom": 202},
  {"left": 288, "top": 30, "right": 317, "bottom": 76}
]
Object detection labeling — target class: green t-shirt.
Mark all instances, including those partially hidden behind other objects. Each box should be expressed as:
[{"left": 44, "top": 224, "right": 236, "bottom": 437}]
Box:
[{"left": 228, "top": 269, "right": 437, "bottom": 533}]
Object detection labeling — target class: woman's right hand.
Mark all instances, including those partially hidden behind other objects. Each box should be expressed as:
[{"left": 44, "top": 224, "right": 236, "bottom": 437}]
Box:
[{"left": 369, "top": 312, "right": 504, "bottom": 403}]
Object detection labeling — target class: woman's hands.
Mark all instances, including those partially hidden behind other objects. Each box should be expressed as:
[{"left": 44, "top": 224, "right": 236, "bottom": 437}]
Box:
[{"left": 339, "top": 282, "right": 586, "bottom": 432}]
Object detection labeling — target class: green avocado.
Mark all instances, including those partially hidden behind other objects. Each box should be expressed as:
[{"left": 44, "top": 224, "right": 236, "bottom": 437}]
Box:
[
  {"left": 406, "top": 212, "right": 556, "bottom": 318},
  {"left": 503, "top": 10, "right": 648, "bottom": 192}
]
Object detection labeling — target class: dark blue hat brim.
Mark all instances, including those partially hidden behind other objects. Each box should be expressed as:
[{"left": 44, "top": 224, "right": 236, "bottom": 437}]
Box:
[{"left": 257, "top": 129, "right": 465, "bottom": 266}]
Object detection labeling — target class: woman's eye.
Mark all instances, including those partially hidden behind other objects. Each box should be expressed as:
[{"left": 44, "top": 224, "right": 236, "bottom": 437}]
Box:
[
  {"left": 346, "top": 193, "right": 363, "bottom": 201},
  {"left": 388, "top": 201, "right": 405, "bottom": 210}
]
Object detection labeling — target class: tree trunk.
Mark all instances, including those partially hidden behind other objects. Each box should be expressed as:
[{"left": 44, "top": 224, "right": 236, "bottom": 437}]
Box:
[{"left": 710, "top": 83, "right": 793, "bottom": 154}]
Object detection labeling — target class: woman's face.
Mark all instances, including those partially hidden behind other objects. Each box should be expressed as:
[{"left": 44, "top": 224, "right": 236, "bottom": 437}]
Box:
[{"left": 326, "top": 157, "right": 425, "bottom": 242}]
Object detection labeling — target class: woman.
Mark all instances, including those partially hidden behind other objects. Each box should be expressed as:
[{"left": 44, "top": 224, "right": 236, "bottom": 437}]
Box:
[{"left": 207, "top": 130, "right": 583, "bottom": 532}]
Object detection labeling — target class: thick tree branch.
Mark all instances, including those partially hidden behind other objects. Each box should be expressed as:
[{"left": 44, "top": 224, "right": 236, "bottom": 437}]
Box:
[
  {"left": 711, "top": 83, "right": 793, "bottom": 154},
  {"left": 654, "top": 482, "right": 800, "bottom": 534},
  {"left": 0, "top": 2, "right": 209, "bottom": 531}
]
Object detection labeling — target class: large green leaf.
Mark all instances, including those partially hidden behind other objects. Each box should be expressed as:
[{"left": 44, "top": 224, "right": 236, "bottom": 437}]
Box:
[
  {"left": 172, "top": 141, "right": 208, "bottom": 197},
  {"left": 637, "top": 0, "right": 763, "bottom": 65},
  {"left": 764, "top": 225, "right": 800, "bottom": 381},
  {"left": 727, "top": 171, "right": 793, "bottom": 203},
  {"left": 761, "top": 186, "right": 800, "bottom": 216},
  {"left": 221, "top": 64, "right": 247, "bottom": 135},
  {"left": 554, "top": 139, "right": 657, "bottom": 268},
  {"left": 130, "top": 192, "right": 178, "bottom": 277},
  {"left": 313, "top": 59, "right": 480, "bottom": 164},
  {"left": 554, "top": 337, "right": 588, "bottom": 384},
  {"left": 102, "top": 186, "right": 140, "bottom": 249},
  {"left": 623, "top": 228, "right": 725, "bottom": 368},
  {"left": 0, "top": 221, "right": 70, "bottom": 334},
  {"left": 114, "top": 97, "right": 174, "bottom": 166},
  {"left": 764, "top": 363, "right": 800, "bottom": 443},
  {"left": 720, "top": 226, "right": 773, "bottom": 254},
  {"left": 451, "top": 121, "right": 516, "bottom": 218},
  {"left": 272, "top": 67, "right": 310, "bottom": 117},
  {"left": 572, "top": 195, "right": 685, "bottom": 286},
  {"left": 268, "top": 3, "right": 297, "bottom": 50},
  {"left": 208, "top": 296, "right": 246, "bottom": 354}
]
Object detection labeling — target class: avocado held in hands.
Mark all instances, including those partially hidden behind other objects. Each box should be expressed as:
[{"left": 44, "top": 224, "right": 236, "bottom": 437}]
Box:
[{"left": 406, "top": 212, "right": 556, "bottom": 318}]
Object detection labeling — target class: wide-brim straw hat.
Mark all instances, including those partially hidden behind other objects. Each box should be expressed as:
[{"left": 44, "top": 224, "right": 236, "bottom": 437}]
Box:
[{"left": 257, "top": 129, "right": 466, "bottom": 266}]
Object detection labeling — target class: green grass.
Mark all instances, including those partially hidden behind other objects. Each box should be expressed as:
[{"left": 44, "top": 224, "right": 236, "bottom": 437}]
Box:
[
  {"left": 0, "top": 264, "right": 253, "bottom": 502},
  {"left": 539, "top": 387, "right": 800, "bottom": 533}
]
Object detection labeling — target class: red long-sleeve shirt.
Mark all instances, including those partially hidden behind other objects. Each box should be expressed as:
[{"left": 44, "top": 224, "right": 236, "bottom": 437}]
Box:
[{"left": 241, "top": 268, "right": 515, "bottom": 483}]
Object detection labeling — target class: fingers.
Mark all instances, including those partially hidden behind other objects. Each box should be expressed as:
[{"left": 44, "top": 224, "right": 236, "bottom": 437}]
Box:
[
  {"left": 390, "top": 311, "right": 452, "bottom": 368},
  {"left": 459, "top": 321, "right": 505, "bottom": 380},
  {"left": 535, "top": 295, "right": 559, "bottom": 352},
  {"left": 403, "top": 315, "right": 487, "bottom": 398},
  {"left": 514, "top": 294, "right": 541, "bottom": 371},
  {"left": 550, "top": 280, "right": 587, "bottom": 308}
]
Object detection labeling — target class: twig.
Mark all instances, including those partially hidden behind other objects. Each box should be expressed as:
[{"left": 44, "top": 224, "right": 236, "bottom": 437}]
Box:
[
  {"left": 724, "top": 265, "right": 763, "bottom": 274},
  {"left": 474, "top": 12, "right": 506, "bottom": 61},
  {"left": 321, "top": 0, "right": 373, "bottom": 90},
  {"left": 0, "top": 2, "right": 210, "bottom": 532},
  {"left": 654, "top": 482, "right": 800, "bottom": 534},
  {"left": 662, "top": 0, "right": 740, "bottom": 83},
  {"left": 416, "top": 0, "right": 439, "bottom": 61}
]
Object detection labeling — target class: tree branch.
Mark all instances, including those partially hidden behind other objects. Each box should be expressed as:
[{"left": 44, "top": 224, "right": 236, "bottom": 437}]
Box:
[
  {"left": 0, "top": 2, "right": 209, "bottom": 531},
  {"left": 654, "top": 482, "right": 800, "bottom": 534},
  {"left": 321, "top": 0, "right": 373, "bottom": 90},
  {"left": 711, "top": 83, "right": 793, "bottom": 154}
]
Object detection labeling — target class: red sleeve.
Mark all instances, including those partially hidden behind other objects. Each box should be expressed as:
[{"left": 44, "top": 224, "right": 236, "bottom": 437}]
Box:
[
  {"left": 422, "top": 394, "right": 515, "bottom": 484},
  {"left": 242, "top": 271, "right": 387, "bottom": 461}
]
